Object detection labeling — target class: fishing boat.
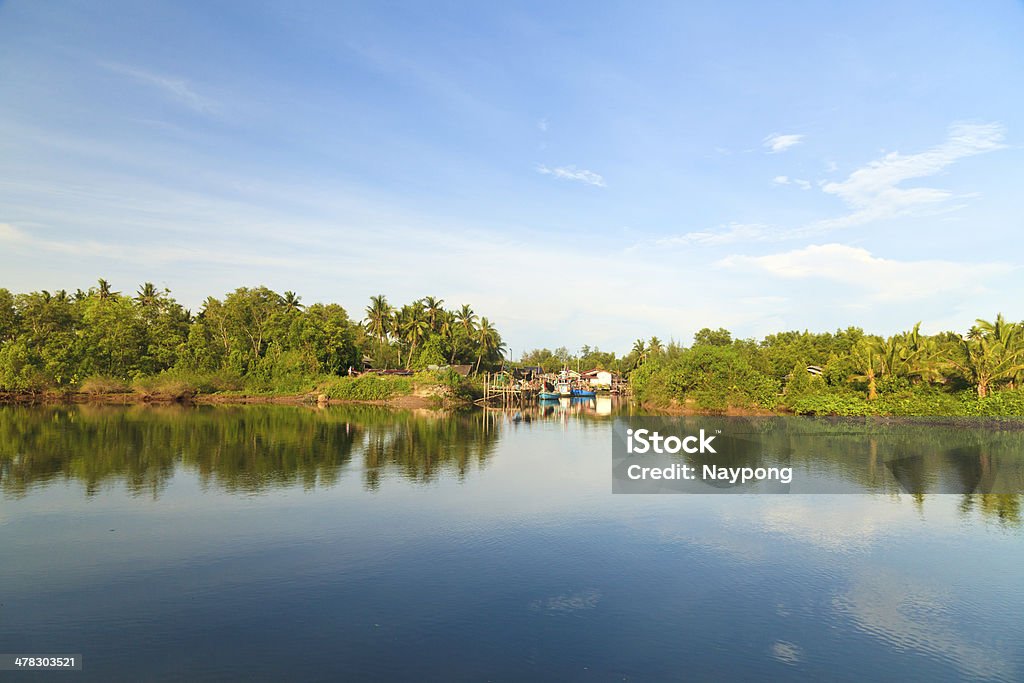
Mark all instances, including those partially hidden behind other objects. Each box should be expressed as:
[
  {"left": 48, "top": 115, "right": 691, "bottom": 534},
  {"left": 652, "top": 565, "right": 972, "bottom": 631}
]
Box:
[
  {"left": 571, "top": 388, "right": 596, "bottom": 397},
  {"left": 537, "top": 391, "right": 560, "bottom": 400},
  {"left": 556, "top": 382, "right": 573, "bottom": 398}
]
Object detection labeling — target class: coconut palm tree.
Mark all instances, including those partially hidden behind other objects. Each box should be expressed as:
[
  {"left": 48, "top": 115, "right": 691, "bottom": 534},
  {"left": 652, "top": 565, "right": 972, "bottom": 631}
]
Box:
[
  {"left": 438, "top": 310, "right": 458, "bottom": 363},
  {"left": 96, "top": 278, "right": 117, "bottom": 301},
  {"left": 474, "top": 317, "right": 504, "bottom": 375},
  {"left": 954, "top": 314, "right": 1024, "bottom": 397},
  {"left": 402, "top": 303, "right": 430, "bottom": 367},
  {"left": 632, "top": 339, "right": 647, "bottom": 368},
  {"left": 136, "top": 282, "right": 159, "bottom": 307},
  {"left": 281, "top": 291, "right": 304, "bottom": 313},
  {"left": 849, "top": 338, "right": 884, "bottom": 400},
  {"left": 456, "top": 304, "right": 476, "bottom": 336},
  {"left": 648, "top": 336, "right": 663, "bottom": 356},
  {"left": 364, "top": 295, "right": 392, "bottom": 358},
  {"left": 422, "top": 296, "right": 445, "bottom": 331}
]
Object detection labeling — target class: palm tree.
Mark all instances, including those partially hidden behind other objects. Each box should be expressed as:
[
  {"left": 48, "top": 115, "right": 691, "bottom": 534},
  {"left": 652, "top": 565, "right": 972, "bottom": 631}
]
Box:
[
  {"left": 954, "top": 314, "right": 1024, "bottom": 397},
  {"left": 422, "top": 296, "right": 445, "bottom": 331},
  {"left": 364, "top": 295, "right": 392, "bottom": 359},
  {"left": 96, "top": 278, "right": 117, "bottom": 301},
  {"left": 456, "top": 304, "right": 476, "bottom": 336},
  {"left": 136, "top": 282, "right": 159, "bottom": 307},
  {"left": 632, "top": 339, "right": 647, "bottom": 368},
  {"left": 874, "top": 323, "right": 936, "bottom": 381},
  {"left": 474, "top": 317, "right": 504, "bottom": 375},
  {"left": 402, "top": 303, "right": 430, "bottom": 367},
  {"left": 438, "top": 311, "right": 458, "bottom": 363},
  {"left": 281, "top": 291, "right": 304, "bottom": 313},
  {"left": 648, "top": 336, "right": 663, "bottom": 356},
  {"left": 849, "top": 338, "right": 884, "bottom": 400}
]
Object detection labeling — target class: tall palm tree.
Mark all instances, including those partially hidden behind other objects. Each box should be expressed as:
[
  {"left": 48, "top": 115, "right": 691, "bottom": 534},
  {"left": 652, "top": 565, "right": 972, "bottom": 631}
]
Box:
[
  {"left": 456, "top": 304, "right": 476, "bottom": 337},
  {"left": 96, "top": 278, "right": 117, "bottom": 301},
  {"left": 648, "top": 336, "right": 663, "bottom": 356},
  {"left": 402, "top": 304, "right": 430, "bottom": 367},
  {"left": 364, "top": 295, "right": 392, "bottom": 358},
  {"left": 422, "top": 296, "right": 445, "bottom": 331},
  {"left": 438, "top": 310, "right": 458, "bottom": 363},
  {"left": 281, "top": 291, "right": 304, "bottom": 313},
  {"left": 474, "top": 317, "right": 504, "bottom": 374},
  {"left": 136, "top": 282, "right": 159, "bottom": 307},
  {"left": 632, "top": 339, "right": 647, "bottom": 368}
]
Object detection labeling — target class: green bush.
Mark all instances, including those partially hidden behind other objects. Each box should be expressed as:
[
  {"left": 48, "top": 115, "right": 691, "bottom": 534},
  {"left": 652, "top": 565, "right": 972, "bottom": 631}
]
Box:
[
  {"left": 631, "top": 346, "right": 780, "bottom": 410},
  {"left": 786, "top": 390, "right": 872, "bottom": 416}
]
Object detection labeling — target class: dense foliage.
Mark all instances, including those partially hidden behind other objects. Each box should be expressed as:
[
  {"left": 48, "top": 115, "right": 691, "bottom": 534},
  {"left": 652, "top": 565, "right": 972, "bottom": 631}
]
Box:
[
  {"left": 629, "top": 318, "right": 1024, "bottom": 415},
  {"left": 0, "top": 281, "right": 505, "bottom": 394}
]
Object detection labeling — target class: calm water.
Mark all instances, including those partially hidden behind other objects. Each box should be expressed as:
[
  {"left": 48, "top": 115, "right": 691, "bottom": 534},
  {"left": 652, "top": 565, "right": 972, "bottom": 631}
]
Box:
[{"left": 1, "top": 402, "right": 1023, "bottom": 682}]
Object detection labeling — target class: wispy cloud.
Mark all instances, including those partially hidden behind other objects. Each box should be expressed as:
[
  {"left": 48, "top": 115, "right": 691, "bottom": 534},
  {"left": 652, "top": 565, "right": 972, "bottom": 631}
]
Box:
[
  {"left": 812, "top": 122, "right": 1005, "bottom": 231},
  {"left": 536, "top": 164, "right": 606, "bottom": 187},
  {"left": 537, "top": 118, "right": 549, "bottom": 133},
  {"left": 655, "top": 223, "right": 771, "bottom": 247},
  {"left": 100, "top": 62, "right": 218, "bottom": 114},
  {"left": 764, "top": 133, "right": 803, "bottom": 153},
  {"left": 0, "top": 223, "right": 296, "bottom": 268},
  {"left": 773, "top": 176, "right": 811, "bottom": 190},
  {"left": 718, "top": 243, "right": 1009, "bottom": 301},
  {"left": 668, "top": 122, "right": 1007, "bottom": 245}
]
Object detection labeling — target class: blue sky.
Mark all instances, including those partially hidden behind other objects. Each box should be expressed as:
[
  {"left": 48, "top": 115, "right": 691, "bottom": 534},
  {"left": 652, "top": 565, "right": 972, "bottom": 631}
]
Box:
[{"left": 1, "top": 1, "right": 1023, "bottom": 356}]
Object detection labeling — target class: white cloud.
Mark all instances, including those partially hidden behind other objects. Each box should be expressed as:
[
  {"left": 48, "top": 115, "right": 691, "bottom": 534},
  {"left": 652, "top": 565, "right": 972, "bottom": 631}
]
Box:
[
  {"left": 774, "top": 176, "right": 811, "bottom": 190},
  {"left": 655, "top": 223, "right": 771, "bottom": 247},
  {"left": 536, "top": 164, "right": 606, "bottom": 187},
  {"left": 537, "top": 118, "right": 549, "bottom": 132},
  {"left": 718, "top": 243, "right": 1009, "bottom": 301},
  {"left": 685, "top": 122, "right": 1007, "bottom": 245},
  {"left": 764, "top": 133, "right": 804, "bottom": 153},
  {"left": 814, "top": 122, "right": 1005, "bottom": 231},
  {"left": 100, "top": 62, "right": 218, "bottom": 114}
]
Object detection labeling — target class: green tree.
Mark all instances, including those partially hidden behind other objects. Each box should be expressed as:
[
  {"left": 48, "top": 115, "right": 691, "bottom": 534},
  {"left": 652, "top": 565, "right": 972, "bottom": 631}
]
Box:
[{"left": 954, "top": 314, "right": 1024, "bottom": 397}]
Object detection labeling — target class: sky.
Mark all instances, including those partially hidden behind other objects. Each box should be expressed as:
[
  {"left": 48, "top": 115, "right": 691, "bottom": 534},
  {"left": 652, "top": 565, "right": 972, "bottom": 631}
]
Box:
[{"left": 1, "top": 0, "right": 1023, "bottom": 357}]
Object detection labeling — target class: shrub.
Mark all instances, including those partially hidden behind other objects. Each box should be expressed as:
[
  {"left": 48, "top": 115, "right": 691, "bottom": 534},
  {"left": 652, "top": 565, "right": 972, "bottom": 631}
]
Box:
[{"left": 80, "top": 376, "right": 131, "bottom": 394}]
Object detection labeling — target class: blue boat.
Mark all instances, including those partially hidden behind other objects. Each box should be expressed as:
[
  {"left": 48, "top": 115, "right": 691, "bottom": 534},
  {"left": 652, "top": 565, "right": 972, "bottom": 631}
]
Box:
[
  {"left": 571, "top": 388, "right": 596, "bottom": 397},
  {"left": 537, "top": 391, "right": 560, "bottom": 400}
]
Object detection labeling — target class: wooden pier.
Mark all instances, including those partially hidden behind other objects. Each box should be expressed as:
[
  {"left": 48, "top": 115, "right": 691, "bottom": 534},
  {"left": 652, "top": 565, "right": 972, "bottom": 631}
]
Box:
[
  {"left": 476, "top": 372, "right": 537, "bottom": 406},
  {"left": 475, "top": 370, "right": 627, "bottom": 406}
]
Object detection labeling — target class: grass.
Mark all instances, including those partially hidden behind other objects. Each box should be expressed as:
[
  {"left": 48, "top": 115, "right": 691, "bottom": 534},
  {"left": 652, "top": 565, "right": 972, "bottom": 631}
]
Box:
[{"left": 79, "top": 375, "right": 132, "bottom": 395}]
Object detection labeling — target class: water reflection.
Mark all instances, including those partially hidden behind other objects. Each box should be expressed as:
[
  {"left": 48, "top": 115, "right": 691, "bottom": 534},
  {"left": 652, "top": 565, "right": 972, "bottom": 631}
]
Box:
[
  {"left": 0, "top": 405, "right": 1022, "bottom": 528},
  {"left": 2, "top": 404, "right": 1023, "bottom": 681},
  {"left": 0, "top": 404, "right": 504, "bottom": 497}
]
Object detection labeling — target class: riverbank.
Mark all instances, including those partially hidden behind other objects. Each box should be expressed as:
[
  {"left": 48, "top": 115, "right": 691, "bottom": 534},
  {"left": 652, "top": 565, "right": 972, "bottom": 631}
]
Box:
[{"left": 0, "top": 389, "right": 443, "bottom": 409}]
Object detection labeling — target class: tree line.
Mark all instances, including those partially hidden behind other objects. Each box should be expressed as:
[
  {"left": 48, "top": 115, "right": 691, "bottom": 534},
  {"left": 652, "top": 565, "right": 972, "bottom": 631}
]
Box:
[
  {"left": 0, "top": 280, "right": 506, "bottom": 392},
  {"left": 626, "top": 318, "right": 1024, "bottom": 414}
]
